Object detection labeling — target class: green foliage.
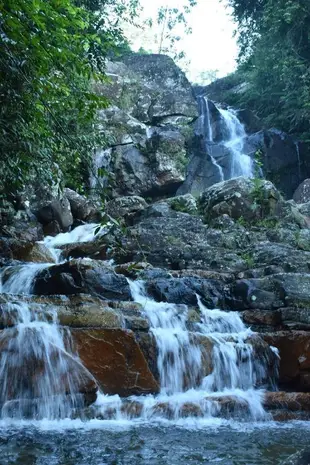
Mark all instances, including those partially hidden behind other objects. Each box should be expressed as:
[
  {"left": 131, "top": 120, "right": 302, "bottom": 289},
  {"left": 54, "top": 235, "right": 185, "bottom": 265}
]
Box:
[
  {"left": 254, "top": 217, "right": 280, "bottom": 229},
  {"left": 154, "top": 0, "right": 197, "bottom": 62},
  {"left": 224, "top": 0, "right": 310, "bottom": 141},
  {"left": 196, "top": 69, "right": 219, "bottom": 85},
  {"left": 236, "top": 216, "right": 247, "bottom": 226},
  {"left": 250, "top": 177, "right": 265, "bottom": 206},
  {"left": 240, "top": 251, "right": 254, "bottom": 269},
  {"left": 253, "top": 149, "right": 263, "bottom": 178},
  {"left": 0, "top": 0, "right": 140, "bottom": 198}
]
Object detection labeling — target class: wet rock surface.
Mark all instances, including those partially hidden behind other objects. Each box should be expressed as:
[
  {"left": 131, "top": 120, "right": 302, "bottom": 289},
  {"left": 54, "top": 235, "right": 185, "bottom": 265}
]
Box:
[
  {"left": 33, "top": 260, "right": 131, "bottom": 300},
  {"left": 91, "top": 54, "right": 197, "bottom": 200},
  {"left": 264, "top": 332, "right": 310, "bottom": 391},
  {"left": 2, "top": 174, "right": 310, "bottom": 418},
  {"left": 72, "top": 328, "right": 159, "bottom": 396}
]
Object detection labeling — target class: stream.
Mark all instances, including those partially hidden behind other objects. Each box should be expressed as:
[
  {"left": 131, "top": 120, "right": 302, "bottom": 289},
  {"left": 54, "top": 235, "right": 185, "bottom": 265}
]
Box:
[{"left": 0, "top": 422, "right": 309, "bottom": 464}]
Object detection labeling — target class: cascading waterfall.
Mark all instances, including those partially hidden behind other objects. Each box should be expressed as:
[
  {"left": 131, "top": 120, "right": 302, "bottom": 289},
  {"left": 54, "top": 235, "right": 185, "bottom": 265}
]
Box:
[
  {"left": 129, "top": 280, "right": 202, "bottom": 395},
  {"left": 0, "top": 301, "right": 93, "bottom": 420},
  {"left": 0, "top": 224, "right": 100, "bottom": 421},
  {"left": 197, "top": 96, "right": 224, "bottom": 181},
  {"left": 0, "top": 221, "right": 279, "bottom": 424},
  {"left": 196, "top": 95, "right": 253, "bottom": 182},
  {"left": 0, "top": 223, "right": 99, "bottom": 295},
  {"left": 218, "top": 108, "right": 253, "bottom": 179},
  {"left": 120, "top": 280, "right": 277, "bottom": 422}
]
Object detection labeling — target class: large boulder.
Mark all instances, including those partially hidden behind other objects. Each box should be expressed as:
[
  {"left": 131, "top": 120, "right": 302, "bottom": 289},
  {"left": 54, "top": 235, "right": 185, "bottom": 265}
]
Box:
[
  {"left": 293, "top": 179, "right": 310, "bottom": 204},
  {"left": 199, "top": 177, "right": 282, "bottom": 222},
  {"left": 0, "top": 203, "right": 43, "bottom": 244},
  {"left": 35, "top": 198, "right": 73, "bottom": 232},
  {"left": 111, "top": 204, "right": 246, "bottom": 272},
  {"left": 228, "top": 272, "right": 310, "bottom": 310},
  {"left": 64, "top": 188, "right": 100, "bottom": 222},
  {"left": 146, "top": 276, "right": 224, "bottom": 308},
  {"left": 0, "top": 293, "right": 149, "bottom": 331},
  {"left": 72, "top": 328, "right": 159, "bottom": 396},
  {"left": 105, "top": 196, "right": 148, "bottom": 221},
  {"left": 94, "top": 127, "right": 188, "bottom": 198},
  {"left": 91, "top": 54, "right": 198, "bottom": 200},
  {"left": 117, "top": 54, "right": 198, "bottom": 124},
  {"left": 33, "top": 259, "right": 131, "bottom": 300},
  {"left": 6, "top": 241, "right": 56, "bottom": 264}
]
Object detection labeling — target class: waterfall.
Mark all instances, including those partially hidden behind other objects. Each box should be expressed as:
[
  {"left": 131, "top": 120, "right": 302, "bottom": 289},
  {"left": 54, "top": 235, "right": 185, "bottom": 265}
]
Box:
[
  {"left": 0, "top": 301, "right": 93, "bottom": 420},
  {"left": 0, "top": 223, "right": 99, "bottom": 294},
  {"left": 295, "top": 141, "right": 302, "bottom": 182},
  {"left": 0, "top": 224, "right": 101, "bottom": 420},
  {"left": 90, "top": 148, "right": 112, "bottom": 191},
  {"left": 124, "top": 280, "right": 277, "bottom": 421},
  {"left": 0, "top": 221, "right": 279, "bottom": 423},
  {"left": 196, "top": 96, "right": 253, "bottom": 182},
  {"left": 197, "top": 96, "right": 224, "bottom": 181},
  {"left": 129, "top": 280, "right": 202, "bottom": 395},
  {"left": 218, "top": 108, "right": 253, "bottom": 179}
]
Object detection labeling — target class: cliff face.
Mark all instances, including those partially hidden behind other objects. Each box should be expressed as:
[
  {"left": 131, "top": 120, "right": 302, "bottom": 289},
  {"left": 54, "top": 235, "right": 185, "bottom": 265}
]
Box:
[
  {"left": 201, "top": 77, "right": 310, "bottom": 199},
  {"left": 91, "top": 54, "right": 309, "bottom": 201},
  {"left": 92, "top": 54, "right": 198, "bottom": 199}
]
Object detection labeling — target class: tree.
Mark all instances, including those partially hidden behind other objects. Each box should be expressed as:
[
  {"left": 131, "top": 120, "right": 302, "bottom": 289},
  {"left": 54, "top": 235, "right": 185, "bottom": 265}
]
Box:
[
  {"left": 224, "top": 0, "right": 310, "bottom": 140},
  {"left": 0, "top": 0, "right": 140, "bottom": 198},
  {"left": 158, "top": 0, "right": 197, "bottom": 58},
  {"left": 196, "top": 69, "right": 219, "bottom": 85}
]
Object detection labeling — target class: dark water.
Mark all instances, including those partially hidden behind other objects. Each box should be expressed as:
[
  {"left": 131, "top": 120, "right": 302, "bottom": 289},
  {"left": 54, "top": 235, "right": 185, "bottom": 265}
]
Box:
[{"left": 0, "top": 421, "right": 309, "bottom": 465}]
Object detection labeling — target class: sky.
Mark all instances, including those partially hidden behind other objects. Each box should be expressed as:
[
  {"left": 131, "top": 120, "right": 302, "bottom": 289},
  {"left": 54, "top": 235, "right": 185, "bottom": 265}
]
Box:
[{"left": 128, "top": 0, "right": 239, "bottom": 83}]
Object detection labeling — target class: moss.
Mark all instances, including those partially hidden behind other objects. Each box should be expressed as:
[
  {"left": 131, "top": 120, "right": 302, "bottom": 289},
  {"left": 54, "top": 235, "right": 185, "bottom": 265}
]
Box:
[
  {"left": 166, "top": 235, "right": 183, "bottom": 246},
  {"left": 174, "top": 151, "right": 188, "bottom": 173},
  {"left": 236, "top": 216, "right": 247, "bottom": 227},
  {"left": 254, "top": 218, "right": 280, "bottom": 229},
  {"left": 240, "top": 252, "right": 255, "bottom": 269}
]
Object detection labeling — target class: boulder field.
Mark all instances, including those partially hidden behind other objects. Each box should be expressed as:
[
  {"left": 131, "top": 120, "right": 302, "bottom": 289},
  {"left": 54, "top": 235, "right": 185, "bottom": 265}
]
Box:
[{"left": 1, "top": 175, "right": 310, "bottom": 419}]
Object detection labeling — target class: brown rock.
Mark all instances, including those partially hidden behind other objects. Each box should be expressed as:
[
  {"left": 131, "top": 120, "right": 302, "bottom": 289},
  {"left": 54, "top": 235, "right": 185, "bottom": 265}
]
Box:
[
  {"left": 0, "top": 328, "right": 97, "bottom": 406},
  {"left": 72, "top": 328, "right": 159, "bottom": 396},
  {"left": 59, "top": 241, "right": 107, "bottom": 261},
  {"left": 151, "top": 402, "right": 174, "bottom": 419},
  {"left": 9, "top": 241, "right": 55, "bottom": 263},
  {"left": 179, "top": 403, "right": 203, "bottom": 418},
  {"left": 241, "top": 309, "right": 282, "bottom": 328},
  {"left": 264, "top": 392, "right": 310, "bottom": 411},
  {"left": 271, "top": 410, "right": 310, "bottom": 421},
  {"left": 263, "top": 331, "right": 310, "bottom": 390},
  {"left": 210, "top": 395, "right": 249, "bottom": 415}
]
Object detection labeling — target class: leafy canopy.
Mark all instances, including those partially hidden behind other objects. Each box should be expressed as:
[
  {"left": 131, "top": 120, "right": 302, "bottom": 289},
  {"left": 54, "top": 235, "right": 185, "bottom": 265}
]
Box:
[
  {"left": 0, "top": 0, "right": 138, "bottom": 197},
  {"left": 224, "top": 0, "right": 310, "bottom": 140}
]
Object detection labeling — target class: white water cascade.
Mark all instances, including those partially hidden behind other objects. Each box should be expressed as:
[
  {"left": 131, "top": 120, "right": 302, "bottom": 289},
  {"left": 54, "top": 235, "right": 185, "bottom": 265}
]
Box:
[
  {"left": 0, "top": 223, "right": 99, "bottom": 295},
  {"left": 0, "top": 222, "right": 279, "bottom": 424},
  {"left": 117, "top": 280, "right": 278, "bottom": 422},
  {"left": 196, "top": 96, "right": 253, "bottom": 181},
  {"left": 197, "top": 96, "right": 224, "bottom": 181},
  {"left": 219, "top": 107, "right": 253, "bottom": 179},
  {"left": 0, "top": 301, "right": 94, "bottom": 420},
  {"left": 0, "top": 224, "right": 100, "bottom": 420}
]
